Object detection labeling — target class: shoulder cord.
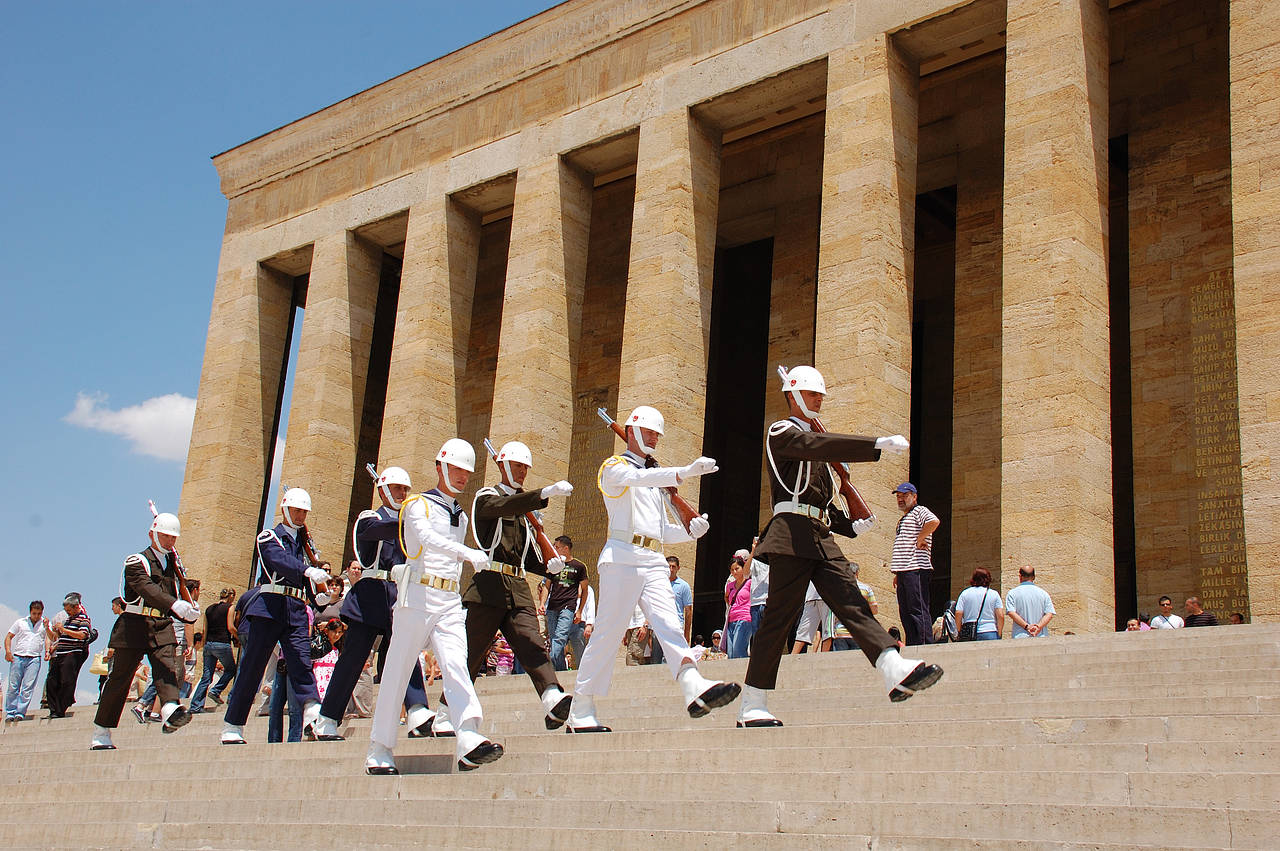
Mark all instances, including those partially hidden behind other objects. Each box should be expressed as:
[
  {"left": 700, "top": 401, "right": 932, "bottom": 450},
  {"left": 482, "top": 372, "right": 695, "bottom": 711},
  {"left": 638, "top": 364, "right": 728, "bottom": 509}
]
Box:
[
  {"left": 351, "top": 510, "right": 385, "bottom": 570},
  {"left": 398, "top": 495, "right": 425, "bottom": 559},
  {"left": 597, "top": 455, "right": 632, "bottom": 498},
  {"left": 471, "top": 487, "right": 538, "bottom": 567},
  {"left": 255, "top": 529, "right": 287, "bottom": 586},
  {"left": 765, "top": 420, "right": 810, "bottom": 500}
]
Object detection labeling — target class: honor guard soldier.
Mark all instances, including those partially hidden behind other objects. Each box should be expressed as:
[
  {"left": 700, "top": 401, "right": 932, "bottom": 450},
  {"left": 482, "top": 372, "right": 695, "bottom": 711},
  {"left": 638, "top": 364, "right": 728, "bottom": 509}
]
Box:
[
  {"left": 91, "top": 512, "right": 199, "bottom": 749},
  {"left": 566, "top": 406, "right": 740, "bottom": 733},
  {"left": 220, "top": 487, "right": 334, "bottom": 744},
  {"left": 312, "top": 466, "right": 436, "bottom": 742},
  {"left": 366, "top": 439, "right": 503, "bottom": 775},
  {"left": 738, "top": 366, "right": 943, "bottom": 728},
  {"left": 462, "top": 440, "right": 574, "bottom": 729}
]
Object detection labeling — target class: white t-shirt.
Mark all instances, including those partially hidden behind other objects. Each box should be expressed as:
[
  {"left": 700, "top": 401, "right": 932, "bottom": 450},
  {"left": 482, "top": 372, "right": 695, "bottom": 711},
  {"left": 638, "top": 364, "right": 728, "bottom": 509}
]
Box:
[
  {"left": 956, "top": 586, "right": 1001, "bottom": 634},
  {"left": 1150, "top": 613, "right": 1184, "bottom": 629},
  {"left": 749, "top": 558, "right": 769, "bottom": 607},
  {"left": 6, "top": 616, "right": 47, "bottom": 657}
]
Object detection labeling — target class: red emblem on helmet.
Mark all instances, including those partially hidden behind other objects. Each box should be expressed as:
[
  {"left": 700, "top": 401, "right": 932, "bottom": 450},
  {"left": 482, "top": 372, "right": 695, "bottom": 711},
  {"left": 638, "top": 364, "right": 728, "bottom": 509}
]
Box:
[{"left": 790, "top": 379, "right": 797, "bottom": 386}]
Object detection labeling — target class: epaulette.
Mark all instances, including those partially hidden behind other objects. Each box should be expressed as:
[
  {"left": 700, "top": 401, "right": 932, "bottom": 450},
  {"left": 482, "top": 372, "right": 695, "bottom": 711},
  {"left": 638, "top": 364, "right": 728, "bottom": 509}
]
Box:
[
  {"left": 356, "top": 509, "right": 380, "bottom": 522},
  {"left": 124, "top": 554, "right": 146, "bottom": 566}
]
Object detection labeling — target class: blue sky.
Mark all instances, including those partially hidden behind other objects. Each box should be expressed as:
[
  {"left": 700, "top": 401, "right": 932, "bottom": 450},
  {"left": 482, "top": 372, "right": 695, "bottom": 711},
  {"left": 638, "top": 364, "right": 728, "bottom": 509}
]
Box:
[{"left": 0, "top": 1, "right": 554, "bottom": 704}]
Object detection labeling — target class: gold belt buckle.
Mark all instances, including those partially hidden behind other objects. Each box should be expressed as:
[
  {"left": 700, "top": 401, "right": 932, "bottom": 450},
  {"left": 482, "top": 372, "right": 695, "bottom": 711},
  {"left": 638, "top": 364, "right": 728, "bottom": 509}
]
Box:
[
  {"left": 630, "top": 533, "right": 661, "bottom": 552},
  {"left": 420, "top": 574, "right": 460, "bottom": 593}
]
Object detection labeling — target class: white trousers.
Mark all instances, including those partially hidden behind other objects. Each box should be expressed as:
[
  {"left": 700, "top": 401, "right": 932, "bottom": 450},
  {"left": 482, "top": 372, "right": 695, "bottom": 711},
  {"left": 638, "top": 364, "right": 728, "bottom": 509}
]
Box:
[
  {"left": 575, "top": 557, "right": 693, "bottom": 697},
  {"left": 370, "top": 589, "right": 481, "bottom": 750}
]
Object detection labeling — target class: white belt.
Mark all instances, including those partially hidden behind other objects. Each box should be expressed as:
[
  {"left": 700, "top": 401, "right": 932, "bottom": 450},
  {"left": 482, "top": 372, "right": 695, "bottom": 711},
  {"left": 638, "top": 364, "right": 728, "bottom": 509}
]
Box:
[
  {"left": 479, "top": 561, "right": 525, "bottom": 579},
  {"left": 361, "top": 567, "right": 394, "bottom": 581},
  {"left": 124, "top": 602, "right": 164, "bottom": 618},
  {"left": 608, "top": 530, "right": 663, "bottom": 553},
  {"left": 773, "top": 501, "right": 830, "bottom": 525},
  {"left": 259, "top": 583, "right": 308, "bottom": 601}
]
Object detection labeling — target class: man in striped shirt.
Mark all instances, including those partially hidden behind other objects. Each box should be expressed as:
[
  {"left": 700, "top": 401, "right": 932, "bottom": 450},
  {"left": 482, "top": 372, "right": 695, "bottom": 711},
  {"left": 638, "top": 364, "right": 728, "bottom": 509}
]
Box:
[
  {"left": 45, "top": 593, "right": 92, "bottom": 718},
  {"left": 891, "top": 484, "right": 940, "bottom": 646}
]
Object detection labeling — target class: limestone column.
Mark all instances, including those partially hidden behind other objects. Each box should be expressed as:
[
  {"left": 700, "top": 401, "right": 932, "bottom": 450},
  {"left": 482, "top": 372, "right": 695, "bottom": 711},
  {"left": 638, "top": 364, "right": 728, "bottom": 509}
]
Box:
[
  {"left": 1001, "top": 0, "right": 1112, "bottom": 632},
  {"left": 1229, "top": 0, "right": 1280, "bottom": 622},
  {"left": 379, "top": 190, "right": 481, "bottom": 487},
  {"left": 813, "top": 36, "right": 918, "bottom": 628},
  {"left": 489, "top": 156, "right": 592, "bottom": 536},
  {"left": 951, "top": 126, "right": 1004, "bottom": 598},
  {"left": 617, "top": 108, "right": 721, "bottom": 567},
  {"left": 278, "top": 231, "right": 382, "bottom": 557},
  {"left": 179, "top": 255, "right": 294, "bottom": 593}
]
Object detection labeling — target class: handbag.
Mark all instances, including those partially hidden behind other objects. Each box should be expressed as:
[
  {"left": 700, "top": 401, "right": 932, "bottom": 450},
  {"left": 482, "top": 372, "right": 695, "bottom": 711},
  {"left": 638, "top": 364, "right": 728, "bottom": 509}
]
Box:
[
  {"left": 89, "top": 651, "right": 110, "bottom": 676},
  {"left": 957, "top": 589, "right": 990, "bottom": 642}
]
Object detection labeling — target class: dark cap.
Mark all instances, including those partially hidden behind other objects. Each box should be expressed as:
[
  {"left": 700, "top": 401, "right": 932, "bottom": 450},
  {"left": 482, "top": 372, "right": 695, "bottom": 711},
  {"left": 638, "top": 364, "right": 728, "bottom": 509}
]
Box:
[{"left": 893, "top": 482, "right": 918, "bottom": 494}]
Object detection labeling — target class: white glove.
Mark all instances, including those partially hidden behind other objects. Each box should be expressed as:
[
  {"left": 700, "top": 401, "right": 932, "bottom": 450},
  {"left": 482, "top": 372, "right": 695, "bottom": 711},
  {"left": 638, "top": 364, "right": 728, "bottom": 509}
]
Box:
[
  {"left": 466, "top": 549, "right": 491, "bottom": 571},
  {"left": 305, "top": 567, "right": 333, "bottom": 586},
  {"left": 875, "top": 434, "right": 909, "bottom": 452},
  {"left": 851, "top": 514, "right": 876, "bottom": 535},
  {"left": 679, "top": 457, "right": 719, "bottom": 480},
  {"left": 170, "top": 600, "right": 199, "bottom": 623},
  {"left": 314, "top": 592, "right": 335, "bottom": 607},
  {"left": 545, "top": 557, "right": 565, "bottom": 576},
  {"left": 688, "top": 513, "right": 710, "bottom": 539},
  {"left": 390, "top": 564, "right": 408, "bottom": 585},
  {"left": 540, "top": 480, "right": 573, "bottom": 500}
]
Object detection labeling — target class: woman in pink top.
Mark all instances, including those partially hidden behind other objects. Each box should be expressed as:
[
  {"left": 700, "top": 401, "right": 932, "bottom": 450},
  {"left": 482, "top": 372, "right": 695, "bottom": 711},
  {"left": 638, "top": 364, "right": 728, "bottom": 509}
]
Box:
[{"left": 723, "top": 556, "right": 753, "bottom": 659}]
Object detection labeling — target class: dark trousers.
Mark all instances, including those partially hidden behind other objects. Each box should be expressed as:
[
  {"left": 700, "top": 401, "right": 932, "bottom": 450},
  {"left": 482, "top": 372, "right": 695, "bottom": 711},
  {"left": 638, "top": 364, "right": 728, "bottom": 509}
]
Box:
[
  {"left": 320, "top": 619, "right": 427, "bottom": 721},
  {"left": 464, "top": 602, "right": 559, "bottom": 697},
  {"left": 895, "top": 569, "right": 933, "bottom": 646},
  {"left": 745, "top": 553, "right": 897, "bottom": 690},
  {"left": 46, "top": 651, "right": 87, "bottom": 716},
  {"left": 95, "top": 643, "right": 180, "bottom": 728},
  {"left": 223, "top": 615, "right": 318, "bottom": 727}
]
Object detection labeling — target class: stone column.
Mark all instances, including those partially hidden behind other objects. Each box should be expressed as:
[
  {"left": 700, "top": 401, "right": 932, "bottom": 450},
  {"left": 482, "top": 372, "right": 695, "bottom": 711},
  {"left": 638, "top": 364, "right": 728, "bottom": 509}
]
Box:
[
  {"left": 278, "top": 231, "right": 383, "bottom": 557},
  {"left": 813, "top": 36, "right": 918, "bottom": 627},
  {"left": 489, "top": 156, "right": 592, "bottom": 536},
  {"left": 617, "top": 108, "right": 720, "bottom": 568},
  {"left": 1001, "top": 0, "right": 1112, "bottom": 632},
  {"left": 951, "top": 125, "right": 1004, "bottom": 598},
  {"left": 379, "top": 191, "right": 481, "bottom": 487},
  {"left": 179, "top": 255, "right": 294, "bottom": 593},
  {"left": 1229, "top": 0, "right": 1280, "bottom": 622}
]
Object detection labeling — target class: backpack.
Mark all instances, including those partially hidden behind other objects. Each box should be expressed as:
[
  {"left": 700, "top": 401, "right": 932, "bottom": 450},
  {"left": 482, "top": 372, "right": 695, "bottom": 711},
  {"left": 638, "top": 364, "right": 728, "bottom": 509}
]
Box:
[{"left": 941, "top": 600, "right": 959, "bottom": 642}]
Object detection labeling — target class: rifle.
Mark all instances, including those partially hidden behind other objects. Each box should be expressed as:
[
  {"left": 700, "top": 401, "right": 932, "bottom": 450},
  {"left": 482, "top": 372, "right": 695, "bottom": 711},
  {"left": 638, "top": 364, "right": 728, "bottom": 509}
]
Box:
[
  {"left": 775, "top": 366, "right": 874, "bottom": 522},
  {"left": 596, "top": 408, "right": 699, "bottom": 532},
  {"left": 280, "top": 483, "right": 331, "bottom": 586},
  {"left": 147, "top": 500, "right": 197, "bottom": 609},
  {"left": 482, "top": 438, "right": 560, "bottom": 566}
]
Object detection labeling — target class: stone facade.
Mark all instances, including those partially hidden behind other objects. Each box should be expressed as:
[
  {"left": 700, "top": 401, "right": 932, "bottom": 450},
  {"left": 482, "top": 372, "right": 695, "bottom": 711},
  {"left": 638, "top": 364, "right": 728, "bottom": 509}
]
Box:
[{"left": 181, "top": 0, "right": 1277, "bottom": 633}]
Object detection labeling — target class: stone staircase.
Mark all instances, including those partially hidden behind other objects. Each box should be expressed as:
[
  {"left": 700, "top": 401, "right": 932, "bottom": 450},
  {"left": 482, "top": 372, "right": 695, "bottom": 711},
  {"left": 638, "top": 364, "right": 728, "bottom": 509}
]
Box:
[{"left": 2, "top": 625, "right": 1277, "bottom": 849}]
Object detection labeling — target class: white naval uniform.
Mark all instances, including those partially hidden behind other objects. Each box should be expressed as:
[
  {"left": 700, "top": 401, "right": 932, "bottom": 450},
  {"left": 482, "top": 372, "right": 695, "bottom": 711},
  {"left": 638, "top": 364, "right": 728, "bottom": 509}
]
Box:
[
  {"left": 574, "top": 451, "right": 698, "bottom": 697},
  {"left": 369, "top": 490, "right": 484, "bottom": 752}
]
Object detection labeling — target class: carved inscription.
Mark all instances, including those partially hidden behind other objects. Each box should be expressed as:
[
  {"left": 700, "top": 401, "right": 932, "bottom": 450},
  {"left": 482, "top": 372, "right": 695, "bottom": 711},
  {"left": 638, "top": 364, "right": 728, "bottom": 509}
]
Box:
[{"left": 1189, "top": 269, "right": 1248, "bottom": 618}]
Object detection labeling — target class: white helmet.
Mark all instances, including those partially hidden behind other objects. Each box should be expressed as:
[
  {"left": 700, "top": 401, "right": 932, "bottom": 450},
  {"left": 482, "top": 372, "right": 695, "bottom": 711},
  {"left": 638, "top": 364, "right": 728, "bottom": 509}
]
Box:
[
  {"left": 625, "top": 406, "right": 664, "bottom": 454},
  {"left": 149, "top": 512, "right": 181, "bottom": 552},
  {"left": 281, "top": 487, "right": 311, "bottom": 528},
  {"left": 150, "top": 512, "right": 181, "bottom": 538},
  {"left": 376, "top": 466, "right": 412, "bottom": 510},
  {"left": 781, "top": 365, "right": 826, "bottom": 419},
  {"left": 496, "top": 440, "right": 533, "bottom": 485},
  {"left": 436, "top": 438, "right": 476, "bottom": 494}
]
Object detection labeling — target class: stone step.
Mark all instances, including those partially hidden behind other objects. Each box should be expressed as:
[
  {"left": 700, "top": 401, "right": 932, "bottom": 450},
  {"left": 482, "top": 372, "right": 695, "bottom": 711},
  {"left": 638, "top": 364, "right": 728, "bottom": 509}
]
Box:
[
  {"left": 10, "top": 766, "right": 1280, "bottom": 810},
  {"left": 1, "top": 798, "right": 1276, "bottom": 847}
]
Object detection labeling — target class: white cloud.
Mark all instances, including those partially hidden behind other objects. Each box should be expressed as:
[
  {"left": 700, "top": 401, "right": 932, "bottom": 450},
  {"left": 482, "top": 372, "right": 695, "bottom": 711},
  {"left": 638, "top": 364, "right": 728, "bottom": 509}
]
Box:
[
  {"left": 66, "top": 392, "right": 196, "bottom": 462},
  {"left": 0, "top": 602, "right": 21, "bottom": 631}
]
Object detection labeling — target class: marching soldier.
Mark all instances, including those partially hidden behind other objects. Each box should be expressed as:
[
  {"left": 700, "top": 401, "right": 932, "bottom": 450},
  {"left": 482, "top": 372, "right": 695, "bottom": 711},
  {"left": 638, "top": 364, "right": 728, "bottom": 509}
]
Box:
[
  {"left": 312, "top": 466, "right": 436, "bottom": 742},
  {"left": 91, "top": 512, "right": 199, "bottom": 749},
  {"left": 462, "top": 440, "right": 574, "bottom": 729},
  {"left": 738, "top": 366, "right": 942, "bottom": 728},
  {"left": 220, "top": 487, "right": 334, "bottom": 744},
  {"left": 365, "top": 439, "right": 503, "bottom": 774},
  {"left": 566, "top": 406, "right": 739, "bottom": 733}
]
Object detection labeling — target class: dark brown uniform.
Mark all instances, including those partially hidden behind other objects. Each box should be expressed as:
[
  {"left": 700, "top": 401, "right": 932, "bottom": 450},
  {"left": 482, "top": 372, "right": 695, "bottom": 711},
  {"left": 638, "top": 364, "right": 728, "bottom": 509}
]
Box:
[
  {"left": 95, "top": 548, "right": 185, "bottom": 728},
  {"left": 463, "top": 485, "right": 563, "bottom": 698},
  {"left": 746, "top": 418, "right": 897, "bottom": 690}
]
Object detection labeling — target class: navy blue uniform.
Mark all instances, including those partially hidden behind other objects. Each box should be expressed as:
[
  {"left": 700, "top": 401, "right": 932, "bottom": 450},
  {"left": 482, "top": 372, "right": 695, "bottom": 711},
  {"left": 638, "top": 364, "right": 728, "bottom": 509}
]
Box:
[
  {"left": 319, "top": 507, "right": 428, "bottom": 722},
  {"left": 223, "top": 523, "right": 321, "bottom": 727}
]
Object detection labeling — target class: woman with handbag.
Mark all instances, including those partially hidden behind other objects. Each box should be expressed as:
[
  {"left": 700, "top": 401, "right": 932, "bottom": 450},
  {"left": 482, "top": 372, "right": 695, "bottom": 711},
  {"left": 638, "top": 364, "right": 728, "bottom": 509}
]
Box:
[
  {"left": 723, "top": 556, "right": 753, "bottom": 659},
  {"left": 955, "top": 568, "right": 1003, "bottom": 641}
]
